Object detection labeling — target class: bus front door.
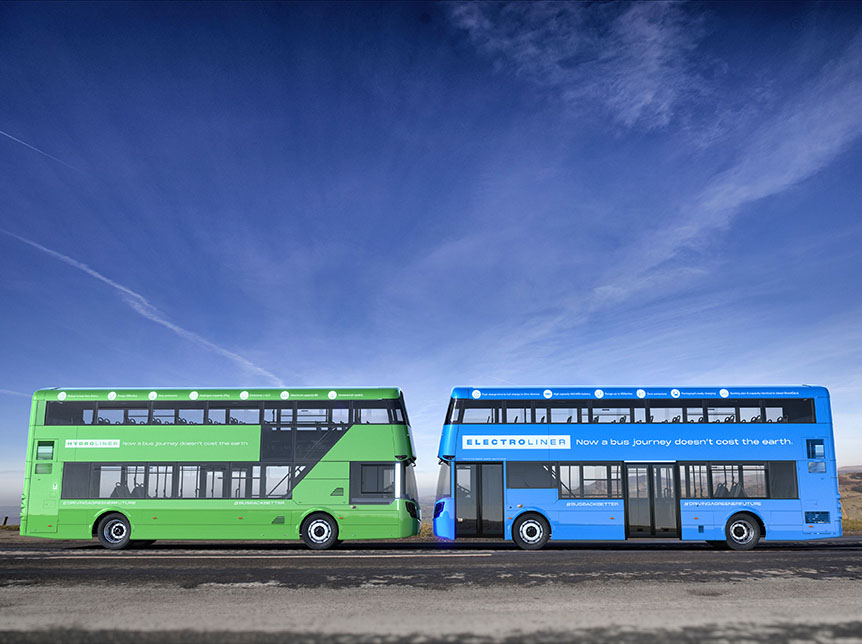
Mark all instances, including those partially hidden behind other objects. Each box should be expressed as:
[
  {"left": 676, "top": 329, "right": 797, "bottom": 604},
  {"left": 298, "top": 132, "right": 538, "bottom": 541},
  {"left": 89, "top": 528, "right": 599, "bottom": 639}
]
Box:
[
  {"left": 455, "top": 463, "right": 503, "bottom": 538},
  {"left": 625, "top": 464, "right": 679, "bottom": 538}
]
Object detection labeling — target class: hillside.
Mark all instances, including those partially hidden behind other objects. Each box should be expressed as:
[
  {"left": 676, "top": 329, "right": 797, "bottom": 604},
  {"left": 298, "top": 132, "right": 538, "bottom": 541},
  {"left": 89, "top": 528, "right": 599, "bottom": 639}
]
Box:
[{"left": 839, "top": 471, "right": 862, "bottom": 523}]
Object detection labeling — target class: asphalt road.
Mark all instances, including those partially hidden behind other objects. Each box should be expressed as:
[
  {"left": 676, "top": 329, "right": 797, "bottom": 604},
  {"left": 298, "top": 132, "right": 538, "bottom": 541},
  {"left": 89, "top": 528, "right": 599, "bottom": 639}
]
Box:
[{"left": 2, "top": 534, "right": 862, "bottom": 643}]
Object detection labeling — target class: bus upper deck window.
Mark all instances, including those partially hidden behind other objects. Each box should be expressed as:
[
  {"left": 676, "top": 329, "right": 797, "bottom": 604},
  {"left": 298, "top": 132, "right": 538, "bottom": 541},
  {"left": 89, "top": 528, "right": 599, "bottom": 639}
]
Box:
[
  {"left": 36, "top": 441, "right": 54, "bottom": 460},
  {"left": 807, "top": 439, "right": 825, "bottom": 459}
]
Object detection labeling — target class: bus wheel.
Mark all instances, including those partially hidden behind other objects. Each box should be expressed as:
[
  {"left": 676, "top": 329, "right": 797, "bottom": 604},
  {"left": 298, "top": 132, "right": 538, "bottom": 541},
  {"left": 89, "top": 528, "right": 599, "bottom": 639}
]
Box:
[
  {"left": 725, "top": 513, "right": 761, "bottom": 551},
  {"left": 513, "top": 513, "right": 550, "bottom": 550},
  {"left": 301, "top": 513, "right": 339, "bottom": 550},
  {"left": 97, "top": 513, "right": 132, "bottom": 550}
]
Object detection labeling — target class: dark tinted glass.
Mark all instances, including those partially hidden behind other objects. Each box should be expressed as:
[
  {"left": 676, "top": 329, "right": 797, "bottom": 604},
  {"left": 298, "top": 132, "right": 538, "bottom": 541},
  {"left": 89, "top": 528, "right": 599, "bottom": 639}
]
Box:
[
  {"left": 768, "top": 461, "right": 798, "bottom": 498},
  {"left": 45, "top": 402, "right": 95, "bottom": 426},
  {"left": 783, "top": 399, "right": 815, "bottom": 423},
  {"left": 295, "top": 425, "right": 345, "bottom": 460},
  {"left": 506, "top": 462, "right": 555, "bottom": 488},
  {"left": 261, "top": 426, "right": 294, "bottom": 461},
  {"left": 61, "top": 462, "right": 91, "bottom": 499},
  {"left": 360, "top": 464, "right": 395, "bottom": 494}
]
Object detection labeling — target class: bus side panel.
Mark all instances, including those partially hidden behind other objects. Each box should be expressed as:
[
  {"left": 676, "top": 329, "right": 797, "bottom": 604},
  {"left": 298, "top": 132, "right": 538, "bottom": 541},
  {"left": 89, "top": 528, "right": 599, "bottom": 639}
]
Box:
[
  {"left": 505, "top": 488, "right": 626, "bottom": 541},
  {"left": 549, "top": 497, "right": 626, "bottom": 541}
]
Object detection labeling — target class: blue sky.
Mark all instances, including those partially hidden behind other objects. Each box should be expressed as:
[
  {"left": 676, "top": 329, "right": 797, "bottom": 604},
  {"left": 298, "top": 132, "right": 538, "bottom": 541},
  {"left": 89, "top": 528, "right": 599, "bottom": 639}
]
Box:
[{"left": 2, "top": 2, "right": 862, "bottom": 511}]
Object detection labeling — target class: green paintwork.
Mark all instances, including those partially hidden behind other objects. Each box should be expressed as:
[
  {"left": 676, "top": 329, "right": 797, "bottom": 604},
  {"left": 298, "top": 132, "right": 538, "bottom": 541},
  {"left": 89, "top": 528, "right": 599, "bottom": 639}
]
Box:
[
  {"left": 31, "top": 387, "right": 402, "bottom": 402},
  {"left": 20, "top": 388, "right": 419, "bottom": 543}
]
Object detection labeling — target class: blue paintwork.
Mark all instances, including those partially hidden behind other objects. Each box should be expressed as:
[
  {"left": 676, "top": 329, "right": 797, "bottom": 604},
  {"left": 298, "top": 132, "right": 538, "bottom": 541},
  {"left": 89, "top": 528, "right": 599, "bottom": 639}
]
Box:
[
  {"left": 434, "top": 386, "right": 841, "bottom": 544},
  {"left": 451, "top": 385, "right": 830, "bottom": 401},
  {"left": 433, "top": 496, "right": 455, "bottom": 540}
]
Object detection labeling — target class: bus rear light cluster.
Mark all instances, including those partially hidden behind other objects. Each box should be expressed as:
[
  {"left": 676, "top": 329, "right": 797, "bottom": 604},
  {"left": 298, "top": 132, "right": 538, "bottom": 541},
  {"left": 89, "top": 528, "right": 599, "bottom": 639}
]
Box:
[{"left": 406, "top": 502, "right": 419, "bottom": 520}]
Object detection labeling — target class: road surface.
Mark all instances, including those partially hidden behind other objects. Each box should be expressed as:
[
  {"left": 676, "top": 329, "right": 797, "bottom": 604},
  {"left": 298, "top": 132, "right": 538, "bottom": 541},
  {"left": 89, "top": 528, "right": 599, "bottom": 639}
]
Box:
[{"left": 2, "top": 533, "right": 861, "bottom": 642}]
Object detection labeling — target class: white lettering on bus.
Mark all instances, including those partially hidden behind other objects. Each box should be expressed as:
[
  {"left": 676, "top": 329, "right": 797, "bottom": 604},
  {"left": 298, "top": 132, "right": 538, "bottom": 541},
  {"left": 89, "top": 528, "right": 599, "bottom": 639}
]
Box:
[
  {"left": 64, "top": 439, "right": 120, "bottom": 449},
  {"left": 462, "top": 435, "right": 570, "bottom": 450}
]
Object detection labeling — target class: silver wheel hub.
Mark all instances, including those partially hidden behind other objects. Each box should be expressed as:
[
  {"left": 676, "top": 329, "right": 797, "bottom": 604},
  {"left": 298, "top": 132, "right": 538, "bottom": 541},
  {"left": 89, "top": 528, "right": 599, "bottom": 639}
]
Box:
[
  {"left": 519, "top": 519, "right": 543, "bottom": 545},
  {"left": 308, "top": 519, "right": 332, "bottom": 543},
  {"left": 104, "top": 519, "right": 127, "bottom": 544},
  {"left": 729, "top": 520, "right": 754, "bottom": 544}
]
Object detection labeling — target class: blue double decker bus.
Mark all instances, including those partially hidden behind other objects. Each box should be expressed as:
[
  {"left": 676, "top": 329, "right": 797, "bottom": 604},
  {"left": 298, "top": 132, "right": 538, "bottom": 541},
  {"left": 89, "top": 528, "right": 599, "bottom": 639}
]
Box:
[{"left": 433, "top": 386, "right": 841, "bottom": 550}]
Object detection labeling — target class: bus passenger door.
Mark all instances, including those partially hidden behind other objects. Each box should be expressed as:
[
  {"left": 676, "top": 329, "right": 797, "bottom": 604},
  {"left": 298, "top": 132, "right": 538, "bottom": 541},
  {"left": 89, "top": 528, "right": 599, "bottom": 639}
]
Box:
[
  {"left": 625, "top": 464, "right": 679, "bottom": 538},
  {"left": 455, "top": 463, "right": 503, "bottom": 538}
]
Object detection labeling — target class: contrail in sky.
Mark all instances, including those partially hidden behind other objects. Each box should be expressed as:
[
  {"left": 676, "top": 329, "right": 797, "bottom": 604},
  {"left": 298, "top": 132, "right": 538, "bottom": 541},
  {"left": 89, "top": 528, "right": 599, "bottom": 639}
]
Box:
[
  {"left": 0, "top": 389, "right": 30, "bottom": 398},
  {"left": 0, "top": 128, "right": 81, "bottom": 172},
  {"left": 1, "top": 230, "right": 285, "bottom": 386}
]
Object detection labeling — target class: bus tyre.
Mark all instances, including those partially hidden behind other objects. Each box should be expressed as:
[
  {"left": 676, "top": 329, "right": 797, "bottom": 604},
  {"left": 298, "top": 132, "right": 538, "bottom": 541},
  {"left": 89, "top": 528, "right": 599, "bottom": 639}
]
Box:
[
  {"left": 96, "top": 513, "right": 132, "bottom": 550},
  {"left": 725, "top": 513, "right": 761, "bottom": 551},
  {"left": 301, "top": 513, "right": 339, "bottom": 550},
  {"left": 513, "top": 513, "right": 550, "bottom": 550}
]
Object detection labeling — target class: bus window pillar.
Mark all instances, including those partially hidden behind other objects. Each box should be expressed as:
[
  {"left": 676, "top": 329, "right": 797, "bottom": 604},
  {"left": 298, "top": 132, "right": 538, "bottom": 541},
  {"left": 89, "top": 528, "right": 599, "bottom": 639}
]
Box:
[{"left": 394, "top": 461, "right": 403, "bottom": 498}]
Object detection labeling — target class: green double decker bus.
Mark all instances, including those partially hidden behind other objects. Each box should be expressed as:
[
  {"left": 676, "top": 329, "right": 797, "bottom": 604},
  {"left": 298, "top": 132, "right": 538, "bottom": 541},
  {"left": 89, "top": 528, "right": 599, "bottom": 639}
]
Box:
[{"left": 21, "top": 387, "right": 420, "bottom": 549}]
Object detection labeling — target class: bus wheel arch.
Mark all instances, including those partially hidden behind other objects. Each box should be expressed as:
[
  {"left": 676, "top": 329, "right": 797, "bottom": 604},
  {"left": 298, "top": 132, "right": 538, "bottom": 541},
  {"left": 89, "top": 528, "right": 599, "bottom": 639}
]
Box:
[
  {"left": 725, "top": 512, "right": 763, "bottom": 551},
  {"left": 512, "top": 512, "right": 551, "bottom": 550},
  {"left": 94, "top": 511, "right": 132, "bottom": 550},
  {"left": 300, "top": 511, "right": 340, "bottom": 550}
]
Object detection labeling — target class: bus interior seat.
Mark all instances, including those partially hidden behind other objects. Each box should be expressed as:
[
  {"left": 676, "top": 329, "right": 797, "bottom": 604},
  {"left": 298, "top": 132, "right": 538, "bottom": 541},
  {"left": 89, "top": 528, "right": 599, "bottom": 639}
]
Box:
[
  {"left": 130, "top": 484, "right": 146, "bottom": 498},
  {"left": 714, "top": 482, "right": 729, "bottom": 498},
  {"left": 566, "top": 416, "right": 573, "bottom": 423},
  {"left": 109, "top": 483, "right": 130, "bottom": 499},
  {"left": 539, "top": 415, "right": 546, "bottom": 423}
]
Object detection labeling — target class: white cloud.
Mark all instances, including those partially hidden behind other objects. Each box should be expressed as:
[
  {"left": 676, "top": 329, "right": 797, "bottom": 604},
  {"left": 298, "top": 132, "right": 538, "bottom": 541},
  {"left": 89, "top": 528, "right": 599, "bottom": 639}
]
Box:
[
  {"left": 450, "top": 1, "right": 702, "bottom": 129},
  {"left": 1, "top": 231, "right": 284, "bottom": 386},
  {"left": 592, "top": 30, "right": 862, "bottom": 304}
]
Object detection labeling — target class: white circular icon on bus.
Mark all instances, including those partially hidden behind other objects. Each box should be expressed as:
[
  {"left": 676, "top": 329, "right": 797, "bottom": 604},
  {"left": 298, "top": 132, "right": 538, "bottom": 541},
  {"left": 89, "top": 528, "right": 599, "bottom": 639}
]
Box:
[
  {"left": 543, "top": 389, "right": 553, "bottom": 399},
  {"left": 240, "top": 391, "right": 249, "bottom": 400},
  {"left": 594, "top": 389, "right": 604, "bottom": 399},
  {"left": 636, "top": 389, "right": 646, "bottom": 399},
  {"left": 280, "top": 391, "right": 290, "bottom": 400},
  {"left": 328, "top": 390, "right": 337, "bottom": 400},
  {"left": 719, "top": 388, "right": 729, "bottom": 398},
  {"left": 671, "top": 388, "right": 680, "bottom": 398},
  {"left": 148, "top": 391, "right": 158, "bottom": 400},
  {"left": 471, "top": 389, "right": 482, "bottom": 399},
  {"left": 189, "top": 391, "right": 199, "bottom": 400},
  {"left": 107, "top": 391, "right": 117, "bottom": 401},
  {"left": 57, "top": 391, "right": 67, "bottom": 401}
]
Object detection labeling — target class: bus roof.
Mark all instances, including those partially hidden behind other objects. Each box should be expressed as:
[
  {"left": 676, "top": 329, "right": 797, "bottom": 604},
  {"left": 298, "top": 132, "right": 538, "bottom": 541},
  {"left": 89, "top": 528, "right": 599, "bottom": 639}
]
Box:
[
  {"left": 33, "top": 387, "right": 402, "bottom": 403},
  {"left": 451, "top": 386, "right": 829, "bottom": 400}
]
